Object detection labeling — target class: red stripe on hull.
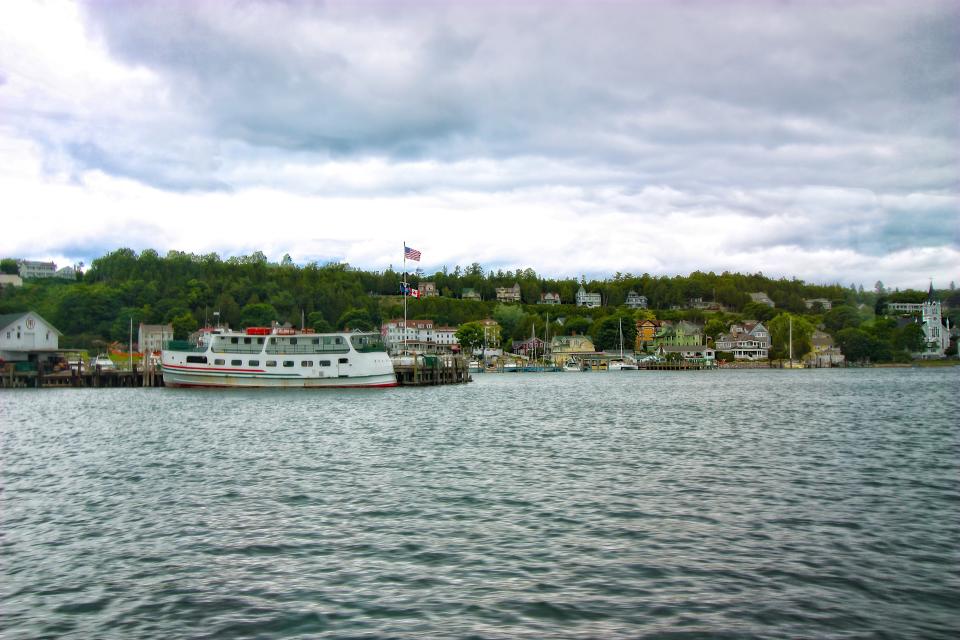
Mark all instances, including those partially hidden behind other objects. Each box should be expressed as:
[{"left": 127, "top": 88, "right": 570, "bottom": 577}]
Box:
[{"left": 164, "top": 381, "right": 398, "bottom": 389}]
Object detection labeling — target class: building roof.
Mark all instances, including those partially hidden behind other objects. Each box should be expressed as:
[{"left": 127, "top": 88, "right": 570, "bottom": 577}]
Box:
[{"left": 0, "top": 311, "right": 63, "bottom": 335}]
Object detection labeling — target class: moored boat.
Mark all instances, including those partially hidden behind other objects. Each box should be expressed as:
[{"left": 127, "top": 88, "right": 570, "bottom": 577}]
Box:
[{"left": 161, "top": 327, "right": 397, "bottom": 388}]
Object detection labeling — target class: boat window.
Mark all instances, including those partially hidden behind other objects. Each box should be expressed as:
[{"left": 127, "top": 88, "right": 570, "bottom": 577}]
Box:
[
  {"left": 243, "top": 337, "right": 251, "bottom": 344},
  {"left": 338, "top": 358, "right": 348, "bottom": 364},
  {"left": 257, "top": 338, "right": 264, "bottom": 344},
  {"left": 186, "top": 356, "right": 207, "bottom": 364},
  {"left": 283, "top": 361, "right": 295, "bottom": 367},
  {"left": 312, "top": 338, "right": 319, "bottom": 344},
  {"left": 335, "top": 337, "right": 342, "bottom": 344},
  {"left": 214, "top": 359, "right": 225, "bottom": 365},
  {"left": 231, "top": 359, "right": 242, "bottom": 366},
  {"left": 266, "top": 360, "right": 277, "bottom": 367},
  {"left": 231, "top": 337, "right": 238, "bottom": 344},
  {"left": 301, "top": 360, "right": 313, "bottom": 367},
  {"left": 319, "top": 360, "right": 331, "bottom": 367},
  {"left": 248, "top": 360, "right": 259, "bottom": 366},
  {"left": 290, "top": 338, "right": 297, "bottom": 345}
]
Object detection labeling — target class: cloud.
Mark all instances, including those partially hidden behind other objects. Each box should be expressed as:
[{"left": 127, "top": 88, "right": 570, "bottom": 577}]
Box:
[{"left": 0, "top": 0, "right": 957, "bottom": 290}]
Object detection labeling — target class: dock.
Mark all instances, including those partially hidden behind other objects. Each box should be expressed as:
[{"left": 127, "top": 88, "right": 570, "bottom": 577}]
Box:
[
  {"left": 392, "top": 354, "right": 471, "bottom": 386},
  {"left": 0, "top": 363, "right": 164, "bottom": 388}
]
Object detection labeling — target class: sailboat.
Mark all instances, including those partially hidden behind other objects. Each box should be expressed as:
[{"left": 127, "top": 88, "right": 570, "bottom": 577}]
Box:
[{"left": 609, "top": 317, "right": 638, "bottom": 371}]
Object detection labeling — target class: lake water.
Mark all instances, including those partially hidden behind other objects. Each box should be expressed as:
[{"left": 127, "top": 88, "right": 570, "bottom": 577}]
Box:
[{"left": 2, "top": 368, "right": 959, "bottom": 638}]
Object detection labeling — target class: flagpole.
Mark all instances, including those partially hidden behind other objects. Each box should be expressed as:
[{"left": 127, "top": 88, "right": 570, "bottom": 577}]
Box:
[{"left": 403, "top": 241, "right": 407, "bottom": 353}]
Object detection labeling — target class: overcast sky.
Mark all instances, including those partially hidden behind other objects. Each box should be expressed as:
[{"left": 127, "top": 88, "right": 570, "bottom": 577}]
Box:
[{"left": 1, "top": 0, "right": 957, "bottom": 289}]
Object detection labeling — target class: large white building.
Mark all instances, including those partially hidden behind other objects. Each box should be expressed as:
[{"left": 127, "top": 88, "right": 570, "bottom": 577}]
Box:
[
  {"left": 139, "top": 323, "right": 174, "bottom": 354},
  {"left": 381, "top": 319, "right": 459, "bottom": 353},
  {"left": 920, "top": 295, "right": 950, "bottom": 358},
  {"left": 0, "top": 311, "right": 61, "bottom": 362},
  {"left": 15, "top": 260, "right": 76, "bottom": 280}
]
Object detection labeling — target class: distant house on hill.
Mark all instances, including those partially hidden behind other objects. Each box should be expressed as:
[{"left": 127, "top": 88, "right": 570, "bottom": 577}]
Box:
[
  {"left": 539, "top": 292, "right": 561, "bottom": 305},
  {"left": 461, "top": 288, "right": 482, "bottom": 301},
  {"left": 804, "top": 298, "right": 832, "bottom": 311},
  {"left": 575, "top": 285, "right": 601, "bottom": 308},
  {"left": 625, "top": 291, "right": 648, "bottom": 309},
  {"left": 419, "top": 282, "right": 438, "bottom": 297},
  {"left": 496, "top": 283, "right": 522, "bottom": 303}
]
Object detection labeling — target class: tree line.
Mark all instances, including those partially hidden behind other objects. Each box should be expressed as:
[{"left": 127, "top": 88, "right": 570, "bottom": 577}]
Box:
[{"left": 0, "top": 248, "right": 955, "bottom": 360}]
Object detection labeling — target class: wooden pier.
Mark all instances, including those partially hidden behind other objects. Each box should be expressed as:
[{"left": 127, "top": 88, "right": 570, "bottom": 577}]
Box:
[
  {"left": 393, "top": 354, "right": 471, "bottom": 386},
  {"left": 0, "top": 363, "right": 164, "bottom": 389}
]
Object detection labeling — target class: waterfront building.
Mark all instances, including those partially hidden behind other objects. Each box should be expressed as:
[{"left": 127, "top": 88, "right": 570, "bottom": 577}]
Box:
[
  {"left": 0, "top": 311, "right": 61, "bottom": 363},
  {"left": 804, "top": 330, "right": 845, "bottom": 367},
  {"left": 419, "top": 282, "right": 438, "bottom": 297},
  {"left": 138, "top": 323, "right": 174, "bottom": 354},
  {"left": 381, "top": 318, "right": 459, "bottom": 354},
  {"left": 512, "top": 337, "right": 546, "bottom": 357},
  {"left": 625, "top": 291, "right": 648, "bottom": 309},
  {"left": 496, "top": 283, "right": 522, "bottom": 303},
  {"left": 804, "top": 298, "right": 833, "bottom": 311},
  {"left": 919, "top": 287, "right": 950, "bottom": 358},
  {"left": 549, "top": 334, "right": 599, "bottom": 366},
  {"left": 539, "top": 292, "right": 561, "bottom": 305},
  {"left": 461, "top": 288, "right": 482, "bottom": 301},
  {"left": 635, "top": 319, "right": 661, "bottom": 351},
  {"left": 653, "top": 320, "right": 704, "bottom": 347},
  {"left": 749, "top": 292, "right": 775, "bottom": 307},
  {"left": 575, "top": 285, "right": 602, "bottom": 308},
  {"left": 655, "top": 344, "right": 715, "bottom": 364},
  {"left": 716, "top": 320, "right": 770, "bottom": 360}
]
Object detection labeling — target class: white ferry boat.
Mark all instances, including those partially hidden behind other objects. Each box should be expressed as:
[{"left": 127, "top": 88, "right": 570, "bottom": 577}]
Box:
[{"left": 161, "top": 327, "right": 397, "bottom": 388}]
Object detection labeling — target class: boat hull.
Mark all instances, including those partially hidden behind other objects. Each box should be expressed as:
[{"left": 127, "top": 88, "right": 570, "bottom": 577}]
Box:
[{"left": 161, "top": 364, "right": 397, "bottom": 388}]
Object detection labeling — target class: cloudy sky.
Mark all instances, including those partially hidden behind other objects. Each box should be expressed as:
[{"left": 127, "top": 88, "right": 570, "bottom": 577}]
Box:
[{"left": 1, "top": 0, "right": 957, "bottom": 288}]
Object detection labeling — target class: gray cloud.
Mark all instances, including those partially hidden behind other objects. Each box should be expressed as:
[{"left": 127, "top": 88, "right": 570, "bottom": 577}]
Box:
[{"left": 2, "top": 0, "right": 957, "bottom": 286}]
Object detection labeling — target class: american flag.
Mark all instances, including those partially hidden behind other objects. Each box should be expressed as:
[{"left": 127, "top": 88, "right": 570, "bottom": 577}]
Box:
[{"left": 404, "top": 245, "right": 421, "bottom": 261}]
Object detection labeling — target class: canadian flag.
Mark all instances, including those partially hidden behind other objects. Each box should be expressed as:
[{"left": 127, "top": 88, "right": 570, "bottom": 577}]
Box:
[{"left": 410, "top": 288, "right": 421, "bottom": 298}]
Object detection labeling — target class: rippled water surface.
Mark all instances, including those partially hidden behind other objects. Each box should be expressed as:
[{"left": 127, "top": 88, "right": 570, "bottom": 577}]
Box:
[{"left": 3, "top": 368, "right": 959, "bottom": 638}]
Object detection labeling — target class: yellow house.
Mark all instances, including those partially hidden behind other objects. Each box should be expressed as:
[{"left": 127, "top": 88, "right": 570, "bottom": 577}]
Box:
[{"left": 550, "top": 334, "right": 597, "bottom": 366}]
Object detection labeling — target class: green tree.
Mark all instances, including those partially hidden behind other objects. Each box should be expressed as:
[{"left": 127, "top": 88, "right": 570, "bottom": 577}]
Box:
[
  {"left": 337, "top": 307, "right": 373, "bottom": 331},
  {"left": 171, "top": 310, "right": 198, "bottom": 340},
  {"left": 824, "top": 306, "right": 862, "bottom": 333},
  {"left": 492, "top": 304, "right": 525, "bottom": 339},
  {"left": 768, "top": 313, "right": 814, "bottom": 360},
  {"left": 308, "top": 311, "right": 332, "bottom": 333},
  {"left": 704, "top": 318, "right": 728, "bottom": 341},
  {"left": 240, "top": 303, "right": 278, "bottom": 328},
  {"left": 563, "top": 317, "right": 591, "bottom": 336},
  {"left": 0, "top": 258, "right": 18, "bottom": 275},
  {"left": 894, "top": 322, "right": 926, "bottom": 353},
  {"left": 835, "top": 328, "right": 876, "bottom": 363},
  {"left": 455, "top": 322, "right": 485, "bottom": 354}
]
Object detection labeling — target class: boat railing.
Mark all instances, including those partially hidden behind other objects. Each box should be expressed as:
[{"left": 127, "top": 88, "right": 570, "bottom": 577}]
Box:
[
  {"left": 264, "top": 345, "right": 351, "bottom": 355},
  {"left": 164, "top": 340, "right": 206, "bottom": 353}
]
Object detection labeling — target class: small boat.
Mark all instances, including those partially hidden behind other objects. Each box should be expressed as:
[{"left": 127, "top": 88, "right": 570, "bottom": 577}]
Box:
[
  {"left": 609, "top": 318, "right": 638, "bottom": 370},
  {"left": 562, "top": 358, "right": 582, "bottom": 372},
  {"left": 90, "top": 354, "right": 116, "bottom": 370},
  {"left": 467, "top": 360, "right": 482, "bottom": 373}
]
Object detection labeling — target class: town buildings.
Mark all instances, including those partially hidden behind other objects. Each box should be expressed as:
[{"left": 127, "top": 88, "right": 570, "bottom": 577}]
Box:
[
  {"left": 496, "top": 283, "right": 522, "bottom": 303},
  {"left": 138, "top": 323, "right": 174, "bottom": 354},
  {"left": 575, "top": 285, "right": 602, "bottom": 308},
  {"left": 549, "top": 334, "right": 601, "bottom": 366},
  {"left": 0, "top": 311, "right": 61, "bottom": 363},
  {"left": 381, "top": 319, "right": 460, "bottom": 353},
  {"left": 461, "top": 288, "right": 482, "bottom": 301},
  {"left": 804, "top": 330, "right": 845, "bottom": 367},
  {"left": 14, "top": 260, "right": 76, "bottom": 280},
  {"left": 625, "top": 291, "right": 648, "bottom": 309},
  {"left": 419, "top": 282, "right": 438, "bottom": 297},
  {"left": 715, "top": 321, "right": 770, "bottom": 360},
  {"left": 539, "top": 292, "right": 561, "bottom": 305},
  {"left": 804, "top": 298, "right": 833, "bottom": 311}
]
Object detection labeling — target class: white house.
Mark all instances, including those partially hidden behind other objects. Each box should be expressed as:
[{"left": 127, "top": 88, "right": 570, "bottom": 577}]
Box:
[
  {"left": 576, "top": 285, "right": 602, "bottom": 308},
  {"left": 804, "top": 298, "right": 833, "bottom": 310},
  {"left": 0, "top": 311, "right": 62, "bottom": 362},
  {"left": 539, "top": 292, "right": 561, "bottom": 305},
  {"left": 749, "top": 292, "right": 775, "bottom": 307},
  {"left": 625, "top": 291, "right": 648, "bottom": 309},
  {"left": 381, "top": 319, "right": 460, "bottom": 354},
  {"left": 139, "top": 323, "right": 174, "bottom": 354}
]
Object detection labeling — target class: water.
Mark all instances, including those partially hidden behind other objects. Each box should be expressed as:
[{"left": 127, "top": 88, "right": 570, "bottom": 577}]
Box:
[{"left": 2, "top": 368, "right": 958, "bottom": 639}]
